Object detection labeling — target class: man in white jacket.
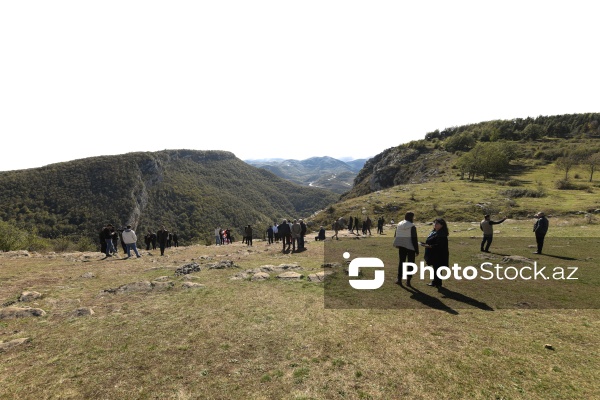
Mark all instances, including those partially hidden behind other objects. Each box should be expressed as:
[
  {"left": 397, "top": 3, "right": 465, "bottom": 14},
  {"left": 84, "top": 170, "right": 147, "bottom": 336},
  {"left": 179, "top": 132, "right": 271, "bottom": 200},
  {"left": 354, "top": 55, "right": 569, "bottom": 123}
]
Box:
[
  {"left": 393, "top": 212, "right": 419, "bottom": 285},
  {"left": 121, "top": 225, "right": 141, "bottom": 258}
]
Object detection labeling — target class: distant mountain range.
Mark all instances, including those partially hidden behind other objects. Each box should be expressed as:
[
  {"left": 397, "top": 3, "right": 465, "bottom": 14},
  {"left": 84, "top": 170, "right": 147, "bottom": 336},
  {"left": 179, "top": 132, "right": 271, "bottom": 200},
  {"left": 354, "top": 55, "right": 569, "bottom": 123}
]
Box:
[{"left": 245, "top": 156, "right": 368, "bottom": 194}]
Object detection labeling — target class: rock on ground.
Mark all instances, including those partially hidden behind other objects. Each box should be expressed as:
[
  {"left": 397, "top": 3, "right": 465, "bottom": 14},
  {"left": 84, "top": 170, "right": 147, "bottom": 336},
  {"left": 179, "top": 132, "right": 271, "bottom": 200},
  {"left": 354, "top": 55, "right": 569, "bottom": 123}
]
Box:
[
  {"left": 181, "top": 282, "right": 206, "bottom": 289},
  {"left": 72, "top": 307, "right": 95, "bottom": 317},
  {"left": 0, "top": 338, "right": 30, "bottom": 352},
  {"left": 19, "top": 291, "right": 42, "bottom": 302},
  {"left": 0, "top": 307, "right": 46, "bottom": 319}
]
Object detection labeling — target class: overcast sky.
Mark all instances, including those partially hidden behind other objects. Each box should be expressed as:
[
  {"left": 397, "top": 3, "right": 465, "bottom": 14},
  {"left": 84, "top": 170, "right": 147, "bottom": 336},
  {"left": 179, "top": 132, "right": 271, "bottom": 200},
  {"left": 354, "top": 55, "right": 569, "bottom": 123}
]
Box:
[{"left": 1, "top": 1, "right": 598, "bottom": 172}]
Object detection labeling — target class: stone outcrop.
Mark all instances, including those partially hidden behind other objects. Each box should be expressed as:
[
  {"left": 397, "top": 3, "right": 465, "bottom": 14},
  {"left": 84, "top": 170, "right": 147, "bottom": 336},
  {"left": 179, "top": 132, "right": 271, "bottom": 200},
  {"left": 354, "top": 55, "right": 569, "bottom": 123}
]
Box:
[{"left": 0, "top": 307, "right": 46, "bottom": 319}]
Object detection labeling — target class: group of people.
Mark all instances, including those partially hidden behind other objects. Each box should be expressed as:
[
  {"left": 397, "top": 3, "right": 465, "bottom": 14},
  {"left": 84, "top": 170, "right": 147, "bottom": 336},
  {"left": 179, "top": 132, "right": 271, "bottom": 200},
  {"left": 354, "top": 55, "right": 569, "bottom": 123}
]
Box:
[
  {"left": 393, "top": 211, "right": 550, "bottom": 287},
  {"left": 263, "top": 219, "right": 307, "bottom": 252},
  {"left": 346, "top": 216, "right": 387, "bottom": 235},
  {"left": 144, "top": 229, "right": 178, "bottom": 251},
  {"left": 214, "top": 228, "right": 234, "bottom": 245},
  {"left": 100, "top": 224, "right": 142, "bottom": 258},
  {"left": 100, "top": 224, "right": 178, "bottom": 257}
]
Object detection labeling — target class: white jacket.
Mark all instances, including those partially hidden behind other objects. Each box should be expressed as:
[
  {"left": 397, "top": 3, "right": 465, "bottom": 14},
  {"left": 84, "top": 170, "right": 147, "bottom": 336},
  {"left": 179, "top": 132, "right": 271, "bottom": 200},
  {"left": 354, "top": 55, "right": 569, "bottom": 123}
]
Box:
[
  {"left": 121, "top": 229, "right": 138, "bottom": 244},
  {"left": 393, "top": 220, "right": 416, "bottom": 251}
]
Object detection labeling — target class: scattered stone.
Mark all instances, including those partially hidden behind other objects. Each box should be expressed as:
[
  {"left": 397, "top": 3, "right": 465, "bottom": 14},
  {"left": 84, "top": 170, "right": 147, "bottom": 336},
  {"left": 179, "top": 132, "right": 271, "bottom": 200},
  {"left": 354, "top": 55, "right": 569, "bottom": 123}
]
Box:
[
  {"left": 151, "top": 281, "right": 174, "bottom": 290},
  {"left": 307, "top": 271, "right": 333, "bottom": 282},
  {"left": 2, "top": 250, "right": 31, "bottom": 257},
  {"left": 0, "top": 307, "right": 46, "bottom": 319},
  {"left": 182, "top": 275, "right": 200, "bottom": 281},
  {"left": 174, "top": 262, "right": 201, "bottom": 276},
  {"left": 72, "top": 307, "right": 95, "bottom": 317},
  {"left": 81, "top": 272, "right": 96, "bottom": 279},
  {"left": 153, "top": 276, "right": 171, "bottom": 282},
  {"left": 230, "top": 272, "right": 250, "bottom": 281},
  {"left": 2, "top": 300, "right": 16, "bottom": 307},
  {"left": 502, "top": 255, "right": 535, "bottom": 265},
  {"left": 207, "top": 260, "right": 238, "bottom": 270},
  {"left": 322, "top": 262, "right": 341, "bottom": 268},
  {"left": 181, "top": 282, "right": 206, "bottom": 289},
  {"left": 103, "top": 281, "right": 153, "bottom": 294},
  {"left": 251, "top": 272, "right": 270, "bottom": 281},
  {"left": 277, "top": 271, "right": 304, "bottom": 281},
  {"left": 19, "top": 291, "right": 42, "bottom": 302},
  {"left": 544, "top": 344, "right": 555, "bottom": 350},
  {"left": 0, "top": 338, "right": 30, "bottom": 352}
]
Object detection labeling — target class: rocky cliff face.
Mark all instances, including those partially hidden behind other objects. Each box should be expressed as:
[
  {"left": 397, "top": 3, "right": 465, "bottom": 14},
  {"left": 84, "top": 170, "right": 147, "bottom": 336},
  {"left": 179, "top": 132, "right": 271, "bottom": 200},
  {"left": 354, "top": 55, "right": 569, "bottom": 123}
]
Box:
[{"left": 343, "top": 146, "right": 455, "bottom": 199}]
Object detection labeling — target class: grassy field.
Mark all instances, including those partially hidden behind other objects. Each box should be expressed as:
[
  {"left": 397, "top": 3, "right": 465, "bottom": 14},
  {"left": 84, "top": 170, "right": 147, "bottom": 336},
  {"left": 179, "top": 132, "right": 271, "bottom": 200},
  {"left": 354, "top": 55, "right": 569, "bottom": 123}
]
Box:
[
  {"left": 1, "top": 218, "right": 599, "bottom": 399},
  {"left": 314, "top": 161, "right": 600, "bottom": 228}
]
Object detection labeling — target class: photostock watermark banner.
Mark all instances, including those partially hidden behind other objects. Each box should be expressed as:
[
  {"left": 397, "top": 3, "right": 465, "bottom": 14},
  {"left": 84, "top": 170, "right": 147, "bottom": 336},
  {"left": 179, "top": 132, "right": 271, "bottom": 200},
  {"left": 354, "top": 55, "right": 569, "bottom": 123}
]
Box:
[{"left": 323, "top": 237, "right": 600, "bottom": 310}]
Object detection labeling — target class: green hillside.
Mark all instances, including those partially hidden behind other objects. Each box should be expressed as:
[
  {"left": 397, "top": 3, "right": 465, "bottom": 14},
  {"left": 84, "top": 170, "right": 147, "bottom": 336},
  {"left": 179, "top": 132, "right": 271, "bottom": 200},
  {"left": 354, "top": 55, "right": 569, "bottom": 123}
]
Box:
[
  {"left": 315, "top": 113, "right": 600, "bottom": 228},
  {"left": 0, "top": 150, "right": 338, "bottom": 246}
]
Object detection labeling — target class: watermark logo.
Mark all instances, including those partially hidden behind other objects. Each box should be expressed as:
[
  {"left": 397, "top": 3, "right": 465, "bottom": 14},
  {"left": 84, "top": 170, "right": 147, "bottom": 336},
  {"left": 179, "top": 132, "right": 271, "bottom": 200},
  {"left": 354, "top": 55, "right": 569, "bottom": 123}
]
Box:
[{"left": 345, "top": 252, "right": 385, "bottom": 290}]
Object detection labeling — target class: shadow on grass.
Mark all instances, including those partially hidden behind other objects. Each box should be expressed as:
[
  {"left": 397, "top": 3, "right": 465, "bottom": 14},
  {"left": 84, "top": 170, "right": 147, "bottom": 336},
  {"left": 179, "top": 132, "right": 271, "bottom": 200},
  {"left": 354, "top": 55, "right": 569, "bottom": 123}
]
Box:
[
  {"left": 399, "top": 283, "right": 459, "bottom": 315},
  {"left": 437, "top": 286, "right": 494, "bottom": 311},
  {"left": 536, "top": 254, "right": 578, "bottom": 261}
]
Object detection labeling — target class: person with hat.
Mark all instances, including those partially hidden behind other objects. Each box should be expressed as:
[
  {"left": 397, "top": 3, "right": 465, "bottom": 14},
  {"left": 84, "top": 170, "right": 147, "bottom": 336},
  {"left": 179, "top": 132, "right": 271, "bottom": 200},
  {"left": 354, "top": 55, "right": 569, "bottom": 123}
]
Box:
[
  {"left": 480, "top": 214, "right": 507, "bottom": 252},
  {"left": 533, "top": 212, "right": 549, "bottom": 254}
]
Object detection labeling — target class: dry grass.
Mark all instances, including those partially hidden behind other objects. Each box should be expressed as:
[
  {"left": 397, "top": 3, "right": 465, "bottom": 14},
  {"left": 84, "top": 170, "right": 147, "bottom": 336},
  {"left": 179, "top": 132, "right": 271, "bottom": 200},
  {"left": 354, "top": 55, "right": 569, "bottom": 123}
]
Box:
[{"left": 1, "top": 226, "right": 599, "bottom": 399}]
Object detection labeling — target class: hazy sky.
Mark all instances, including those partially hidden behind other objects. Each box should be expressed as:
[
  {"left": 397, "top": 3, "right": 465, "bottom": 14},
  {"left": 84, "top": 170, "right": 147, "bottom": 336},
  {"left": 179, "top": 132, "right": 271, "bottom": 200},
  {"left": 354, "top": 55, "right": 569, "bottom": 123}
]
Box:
[{"left": 1, "top": 1, "right": 598, "bottom": 172}]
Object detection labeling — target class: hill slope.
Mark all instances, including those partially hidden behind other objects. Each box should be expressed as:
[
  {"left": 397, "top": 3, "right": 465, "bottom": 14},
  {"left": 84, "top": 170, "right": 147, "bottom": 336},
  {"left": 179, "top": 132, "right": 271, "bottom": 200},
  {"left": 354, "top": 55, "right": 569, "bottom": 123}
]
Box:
[{"left": 0, "top": 150, "right": 338, "bottom": 244}]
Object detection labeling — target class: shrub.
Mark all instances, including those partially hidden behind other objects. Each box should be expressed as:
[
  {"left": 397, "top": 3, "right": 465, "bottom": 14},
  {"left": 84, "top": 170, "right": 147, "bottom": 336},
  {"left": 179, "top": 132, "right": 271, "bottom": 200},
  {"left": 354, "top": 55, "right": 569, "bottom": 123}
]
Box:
[
  {"left": 500, "top": 188, "right": 546, "bottom": 198},
  {"left": 555, "top": 179, "right": 590, "bottom": 190}
]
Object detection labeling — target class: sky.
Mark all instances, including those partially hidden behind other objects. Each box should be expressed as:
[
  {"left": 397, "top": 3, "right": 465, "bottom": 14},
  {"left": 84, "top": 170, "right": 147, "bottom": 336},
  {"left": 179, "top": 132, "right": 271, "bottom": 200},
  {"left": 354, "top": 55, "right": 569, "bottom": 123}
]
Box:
[{"left": 1, "top": 1, "right": 598, "bottom": 172}]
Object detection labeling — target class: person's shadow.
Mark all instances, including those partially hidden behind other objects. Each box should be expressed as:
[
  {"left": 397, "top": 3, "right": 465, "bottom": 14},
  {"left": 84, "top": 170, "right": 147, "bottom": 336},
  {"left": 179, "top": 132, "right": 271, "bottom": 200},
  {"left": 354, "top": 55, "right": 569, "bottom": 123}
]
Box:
[
  {"left": 537, "top": 254, "right": 577, "bottom": 261},
  {"left": 399, "top": 283, "right": 459, "bottom": 315},
  {"left": 437, "top": 286, "right": 494, "bottom": 311}
]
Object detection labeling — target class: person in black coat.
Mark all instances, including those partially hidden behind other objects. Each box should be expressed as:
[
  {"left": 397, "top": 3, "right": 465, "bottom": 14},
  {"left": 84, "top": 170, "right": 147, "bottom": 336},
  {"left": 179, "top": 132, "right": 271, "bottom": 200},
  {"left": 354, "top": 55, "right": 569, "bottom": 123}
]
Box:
[
  {"left": 421, "top": 218, "right": 449, "bottom": 288},
  {"left": 278, "top": 219, "right": 291, "bottom": 252},
  {"left": 156, "top": 226, "right": 169, "bottom": 256},
  {"left": 533, "top": 212, "right": 549, "bottom": 254}
]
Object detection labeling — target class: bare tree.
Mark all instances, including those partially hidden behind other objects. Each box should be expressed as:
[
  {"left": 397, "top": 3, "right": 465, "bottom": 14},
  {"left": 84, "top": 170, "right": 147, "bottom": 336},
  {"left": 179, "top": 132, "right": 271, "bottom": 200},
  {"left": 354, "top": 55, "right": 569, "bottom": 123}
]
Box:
[
  {"left": 586, "top": 153, "right": 600, "bottom": 182},
  {"left": 555, "top": 157, "right": 576, "bottom": 180}
]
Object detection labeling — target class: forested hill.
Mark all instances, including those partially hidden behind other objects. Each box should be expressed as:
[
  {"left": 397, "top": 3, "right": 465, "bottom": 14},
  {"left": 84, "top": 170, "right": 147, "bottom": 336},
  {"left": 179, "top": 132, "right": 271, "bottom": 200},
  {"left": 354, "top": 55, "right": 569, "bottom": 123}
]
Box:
[
  {"left": 344, "top": 113, "right": 600, "bottom": 199},
  {"left": 0, "top": 150, "right": 338, "bottom": 244}
]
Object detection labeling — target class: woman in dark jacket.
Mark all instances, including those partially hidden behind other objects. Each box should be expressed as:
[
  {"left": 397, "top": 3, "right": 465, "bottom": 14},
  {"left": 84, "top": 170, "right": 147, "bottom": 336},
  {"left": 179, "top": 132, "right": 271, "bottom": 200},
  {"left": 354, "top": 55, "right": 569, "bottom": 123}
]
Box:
[{"left": 422, "top": 218, "right": 449, "bottom": 287}]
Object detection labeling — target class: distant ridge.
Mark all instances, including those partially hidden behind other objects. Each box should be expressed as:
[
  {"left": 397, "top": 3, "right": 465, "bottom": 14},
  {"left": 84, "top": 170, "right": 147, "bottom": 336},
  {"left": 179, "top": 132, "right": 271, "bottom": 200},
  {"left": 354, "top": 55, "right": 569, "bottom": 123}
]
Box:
[
  {"left": 245, "top": 156, "right": 368, "bottom": 194},
  {"left": 0, "top": 150, "right": 338, "bottom": 244}
]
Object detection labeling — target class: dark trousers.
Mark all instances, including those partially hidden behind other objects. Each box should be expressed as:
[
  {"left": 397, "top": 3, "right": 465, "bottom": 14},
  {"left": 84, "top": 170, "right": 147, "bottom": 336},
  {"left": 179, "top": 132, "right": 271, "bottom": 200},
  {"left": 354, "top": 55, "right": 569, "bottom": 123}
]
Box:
[
  {"left": 481, "top": 234, "right": 493, "bottom": 251},
  {"left": 159, "top": 242, "right": 166, "bottom": 255},
  {"left": 535, "top": 232, "right": 546, "bottom": 253},
  {"left": 398, "top": 247, "right": 416, "bottom": 282},
  {"left": 432, "top": 264, "right": 443, "bottom": 287},
  {"left": 282, "top": 235, "right": 291, "bottom": 251}
]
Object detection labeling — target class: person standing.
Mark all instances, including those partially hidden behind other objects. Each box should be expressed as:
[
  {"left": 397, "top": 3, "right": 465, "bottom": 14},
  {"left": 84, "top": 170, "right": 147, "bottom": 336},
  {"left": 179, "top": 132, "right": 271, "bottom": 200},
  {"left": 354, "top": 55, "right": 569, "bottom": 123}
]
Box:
[
  {"left": 480, "top": 214, "right": 507, "bottom": 252},
  {"left": 278, "top": 219, "right": 291, "bottom": 252},
  {"left": 245, "top": 225, "right": 253, "bottom": 246},
  {"left": 348, "top": 216, "right": 354, "bottom": 232},
  {"left": 173, "top": 232, "right": 179, "bottom": 247},
  {"left": 266, "top": 225, "right": 274, "bottom": 244},
  {"left": 215, "top": 227, "right": 221, "bottom": 245},
  {"left": 291, "top": 219, "right": 301, "bottom": 251},
  {"left": 533, "top": 212, "right": 549, "bottom": 254},
  {"left": 299, "top": 219, "right": 307, "bottom": 250},
  {"left": 393, "top": 212, "right": 419, "bottom": 285},
  {"left": 151, "top": 231, "right": 157, "bottom": 250},
  {"left": 156, "top": 226, "right": 169, "bottom": 256},
  {"left": 422, "top": 218, "right": 449, "bottom": 288},
  {"left": 122, "top": 225, "right": 141, "bottom": 258},
  {"left": 144, "top": 231, "right": 152, "bottom": 250},
  {"left": 272, "top": 223, "right": 279, "bottom": 243},
  {"left": 102, "top": 224, "right": 116, "bottom": 257}
]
